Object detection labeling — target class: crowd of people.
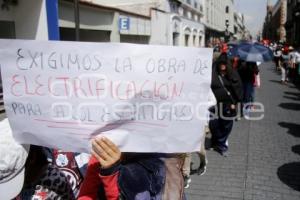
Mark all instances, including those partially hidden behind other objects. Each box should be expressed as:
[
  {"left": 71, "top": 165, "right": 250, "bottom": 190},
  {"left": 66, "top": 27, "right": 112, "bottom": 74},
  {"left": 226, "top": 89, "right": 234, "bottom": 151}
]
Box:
[
  {"left": 272, "top": 43, "right": 300, "bottom": 85},
  {"left": 2, "top": 40, "right": 296, "bottom": 200}
]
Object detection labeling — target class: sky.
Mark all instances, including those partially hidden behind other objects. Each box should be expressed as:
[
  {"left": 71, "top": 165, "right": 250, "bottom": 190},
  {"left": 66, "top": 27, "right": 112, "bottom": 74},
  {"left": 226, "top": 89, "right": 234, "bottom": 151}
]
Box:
[{"left": 235, "top": 0, "right": 277, "bottom": 36}]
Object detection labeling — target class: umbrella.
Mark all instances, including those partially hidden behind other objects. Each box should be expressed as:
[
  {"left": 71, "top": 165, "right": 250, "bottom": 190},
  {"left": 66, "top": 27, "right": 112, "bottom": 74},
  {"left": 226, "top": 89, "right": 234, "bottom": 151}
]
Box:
[
  {"left": 227, "top": 41, "right": 250, "bottom": 58},
  {"left": 229, "top": 42, "right": 274, "bottom": 62},
  {"left": 227, "top": 40, "right": 239, "bottom": 48}
]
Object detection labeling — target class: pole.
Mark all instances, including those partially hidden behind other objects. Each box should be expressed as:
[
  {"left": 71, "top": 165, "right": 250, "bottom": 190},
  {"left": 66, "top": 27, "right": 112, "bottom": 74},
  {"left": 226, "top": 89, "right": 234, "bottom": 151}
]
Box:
[
  {"left": 74, "top": 0, "right": 80, "bottom": 41},
  {"left": 45, "top": 0, "right": 60, "bottom": 40}
]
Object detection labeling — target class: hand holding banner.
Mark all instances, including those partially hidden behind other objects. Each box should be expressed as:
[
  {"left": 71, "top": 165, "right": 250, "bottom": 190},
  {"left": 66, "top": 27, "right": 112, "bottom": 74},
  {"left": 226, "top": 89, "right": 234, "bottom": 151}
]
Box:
[{"left": 0, "top": 39, "right": 212, "bottom": 153}]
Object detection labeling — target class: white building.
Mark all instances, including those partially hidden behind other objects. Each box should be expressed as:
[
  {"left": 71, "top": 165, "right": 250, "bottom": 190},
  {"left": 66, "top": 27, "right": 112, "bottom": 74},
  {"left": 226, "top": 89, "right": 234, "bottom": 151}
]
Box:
[
  {"left": 203, "top": 0, "right": 235, "bottom": 45},
  {"left": 233, "top": 12, "right": 246, "bottom": 40},
  {"left": 59, "top": 0, "right": 152, "bottom": 44},
  {"left": 0, "top": 0, "right": 49, "bottom": 40},
  {"left": 0, "top": 0, "right": 205, "bottom": 47},
  {"left": 91, "top": 0, "right": 206, "bottom": 47}
]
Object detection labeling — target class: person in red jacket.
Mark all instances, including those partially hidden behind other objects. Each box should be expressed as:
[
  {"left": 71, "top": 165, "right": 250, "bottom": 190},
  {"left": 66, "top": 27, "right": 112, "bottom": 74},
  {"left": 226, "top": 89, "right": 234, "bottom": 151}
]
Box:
[
  {"left": 78, "top": 137, "right": 121, "bottom": 200},
  {"left": 78, "top": 137, "right": 175, "bottom": 200}
]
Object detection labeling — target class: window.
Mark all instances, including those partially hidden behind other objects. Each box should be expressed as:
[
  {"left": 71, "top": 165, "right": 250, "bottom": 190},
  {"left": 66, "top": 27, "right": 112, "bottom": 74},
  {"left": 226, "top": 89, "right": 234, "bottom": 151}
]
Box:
[
  {"left": 225, "top": 19, "right": 229, "bottom": 27},
  {"left": 199, "top": 5, "right": 203, "bottom": 12},
  {"left": 194, "top": 2, "right": 198, "bottom": 9},
  {"left": 183, "top": 9, "right": 188, "bottom": 18},
  {"left": 170, "top": 2, "right": 179, "bottom": 13},
  {"left": 185, "top": 34, "right": 189, "bottom": 46},
  {"left": 199, "top": 36, "right": 202, "bottom": 47},
  {"left": 226, "top": 6, "right": 229, "bottom": 13},
  {"left": 187, "top": 0, "right": 191, "bottom": 4},
  {"left": 173, "top": 33, "right": 180, "bottom": 46},
  {"left": 194, "top": 14, "right": 198, "bottom": 21},
  {"left": 0, "top": 21, "right": 15, "bottom": 39}
]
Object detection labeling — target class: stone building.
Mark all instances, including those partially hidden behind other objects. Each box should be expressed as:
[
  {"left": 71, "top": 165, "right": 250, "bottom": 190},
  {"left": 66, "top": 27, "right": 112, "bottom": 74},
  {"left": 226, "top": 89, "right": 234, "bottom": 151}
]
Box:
[
  {"left": 263, "top": 0, "right": 287, "bottom": 43},
  {"left": 233, "top": 12, "right": 247, "bottom": 40},
  {"left": 203, "top": 0, "right": 235, "bottom": 45}
]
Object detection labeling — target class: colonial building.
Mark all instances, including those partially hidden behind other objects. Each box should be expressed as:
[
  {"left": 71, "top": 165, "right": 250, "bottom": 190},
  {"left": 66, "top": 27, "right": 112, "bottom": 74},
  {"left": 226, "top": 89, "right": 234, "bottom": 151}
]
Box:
[
  {"left": 263, "top": 0, "right": 287, "bottom": 43},
  {"left": 203, "top": 0, "right": 235, "bottom": 45},
  {"left": 233, "top": 12, "right": 246, "bottom": 40}
]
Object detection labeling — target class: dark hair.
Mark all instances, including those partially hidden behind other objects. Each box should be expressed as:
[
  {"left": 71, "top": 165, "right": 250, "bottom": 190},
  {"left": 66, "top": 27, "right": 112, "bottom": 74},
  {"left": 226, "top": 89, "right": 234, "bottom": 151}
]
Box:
[
  {"left": 25, "top": 145, "right": 48, "bottom": 167},
  {"left": 215, "top": 53, "right": 233, "bottom": 76}
]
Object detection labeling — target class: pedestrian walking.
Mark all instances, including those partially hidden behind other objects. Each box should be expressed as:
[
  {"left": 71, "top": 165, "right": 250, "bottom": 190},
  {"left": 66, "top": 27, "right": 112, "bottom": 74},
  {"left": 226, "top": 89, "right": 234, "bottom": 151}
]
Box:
[
  {"left": 209, "top": 53, "right": 243, "bottom": 156},
  {"left": 182, "top": 90, "right": 216, "bottom": 188},
  {"left": 288, "top": 46, "right": 298, "bottom": 83},
  {"left": 280, "top": 47, "right": 290, "bottom": 84},
  {"left": 238, "top": 61, "right": 259, "bottom": 114},
  {"left": 182, "top": 153, "right": 192, "bottom": 188},
  {"left": 274, "top": 47, "right": 282, "bottom": 71},
  {"left": 295, "top": 47, "right": 300, "bottom": 81}
]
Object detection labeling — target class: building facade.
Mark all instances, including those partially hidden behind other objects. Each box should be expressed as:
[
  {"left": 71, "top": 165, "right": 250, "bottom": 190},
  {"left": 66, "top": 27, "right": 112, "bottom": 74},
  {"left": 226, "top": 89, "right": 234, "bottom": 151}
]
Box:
[
  {"left": 92, "top": 0, "right": 206, "bottom": 47},
  {"left": 0, "top": 0, "right": 50, "bottom": 40},
  {"left": 59, "top": 0, "right": 152, "bottom": 44},
  {"left": 285, "top": 0, "right": 300, "bottom": 47},
  {"left": 0, "top": 0, "right": 55, "bottom": 114},
  {"left": 163, "top": 0, "right": 206, "bottom": 47},
  {"left": 233, "top": 12, "right": 246, "bottom": 40},
  {"left": 204, "top": 0, "right": 235, "bottom": 45},
  {"left": 263, "top": 0, "right": 287, "bottom": 43}
]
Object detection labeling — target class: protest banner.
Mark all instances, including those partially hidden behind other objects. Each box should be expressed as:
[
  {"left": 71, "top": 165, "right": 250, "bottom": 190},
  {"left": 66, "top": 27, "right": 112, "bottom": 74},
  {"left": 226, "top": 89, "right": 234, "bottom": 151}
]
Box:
[{"left": 0, "top": 39, "right": 213, "bottom": 153}]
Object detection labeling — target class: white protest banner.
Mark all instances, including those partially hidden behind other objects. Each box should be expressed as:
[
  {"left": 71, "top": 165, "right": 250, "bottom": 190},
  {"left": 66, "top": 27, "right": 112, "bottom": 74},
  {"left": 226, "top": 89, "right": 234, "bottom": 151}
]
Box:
[{"left": 0, "top": 39, "right": 213, "bottom": 153}]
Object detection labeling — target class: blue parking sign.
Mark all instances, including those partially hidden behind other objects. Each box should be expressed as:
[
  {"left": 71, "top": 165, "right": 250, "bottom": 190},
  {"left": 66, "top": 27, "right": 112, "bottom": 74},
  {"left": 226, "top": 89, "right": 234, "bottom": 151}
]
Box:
[{"left": 119, "top": 17, "right": 130, "bottom": 30}]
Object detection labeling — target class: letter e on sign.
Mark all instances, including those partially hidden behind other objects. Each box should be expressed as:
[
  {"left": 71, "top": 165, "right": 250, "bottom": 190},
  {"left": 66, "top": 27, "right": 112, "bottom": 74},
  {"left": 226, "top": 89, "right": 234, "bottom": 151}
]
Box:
[{"left": 119, "top": 17, "right": 130, "bottom": 31}]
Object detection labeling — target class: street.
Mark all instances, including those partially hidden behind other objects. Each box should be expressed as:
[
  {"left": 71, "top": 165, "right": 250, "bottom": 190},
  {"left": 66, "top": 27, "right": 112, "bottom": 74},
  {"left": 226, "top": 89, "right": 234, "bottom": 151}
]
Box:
[
  {"left": 186, "top": 62, "right": 300, "bottom": 200},
  {"left": 1, "top": 0, "right": 300, "bottom": 199}
]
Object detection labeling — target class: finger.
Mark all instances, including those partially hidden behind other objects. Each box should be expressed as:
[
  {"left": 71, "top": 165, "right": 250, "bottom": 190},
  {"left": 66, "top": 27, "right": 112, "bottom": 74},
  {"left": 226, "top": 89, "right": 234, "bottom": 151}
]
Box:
[
  {"left": 95, "top": 140, "right": 113, "bottom": 161},
  {"left": 102, "top": 137, "right": 120, "bottom": 154},
  {"left": 92, "top": 140, "right": 110, "bottom": 161},
  {"left": 91, "top": 149, "right": 106, "bottom": 165},
  {"left": 99, "top": 138, "right": 116, "bottom": 157},
  {"left": 92, "top": 141, "right": 105, "bottom": 160},
  {"left": 92, "top": 140, "right": 103, "bottom": 156}
]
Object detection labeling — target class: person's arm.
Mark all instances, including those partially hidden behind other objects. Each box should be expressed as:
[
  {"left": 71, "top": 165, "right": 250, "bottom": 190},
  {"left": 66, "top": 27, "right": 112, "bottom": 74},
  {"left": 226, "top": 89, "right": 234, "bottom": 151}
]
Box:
[
  {"left": 78, "top": 156, "right": 120, "bottom": 200},
  {"left": 99, "top": 161, "right": 121, "bottom": 200},
  {"left": 78, "top": 156, "right": 104, "bottom": 200},
  {"left": 79, "top": 137, "right": 121, "bottom": 200},
  {"left": 78, "top": 137, "right": 122, "bottom": 200}
]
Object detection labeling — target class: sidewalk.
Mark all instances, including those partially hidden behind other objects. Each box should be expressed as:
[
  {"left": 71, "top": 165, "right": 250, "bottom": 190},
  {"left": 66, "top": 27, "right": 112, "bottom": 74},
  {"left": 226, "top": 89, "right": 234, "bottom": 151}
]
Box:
[{"left": 186, "top": 62, "right": 300, "bottom": 200}]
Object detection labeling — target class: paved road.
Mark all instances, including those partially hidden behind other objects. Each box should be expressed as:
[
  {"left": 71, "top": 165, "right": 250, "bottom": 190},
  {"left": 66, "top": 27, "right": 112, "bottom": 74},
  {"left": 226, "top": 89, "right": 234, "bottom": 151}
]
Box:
[{"left": 186, "top": 62, "right": 300, "bottom": 200}]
